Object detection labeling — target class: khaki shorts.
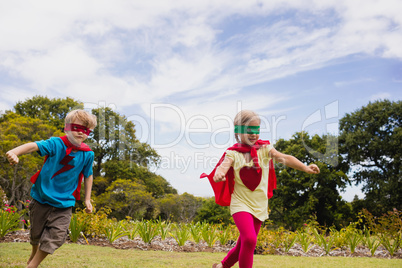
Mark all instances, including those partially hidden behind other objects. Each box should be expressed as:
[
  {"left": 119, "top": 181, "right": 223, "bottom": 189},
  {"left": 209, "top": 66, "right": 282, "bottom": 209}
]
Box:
[{"left": 29, "top": 199, "right": 72, "bottom": 254}]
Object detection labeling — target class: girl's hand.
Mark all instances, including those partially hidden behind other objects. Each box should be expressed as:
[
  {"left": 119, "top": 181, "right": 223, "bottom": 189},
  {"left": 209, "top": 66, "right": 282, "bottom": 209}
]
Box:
[
  {"left": 305, "top": 164, "right": 320, "bottom": 174},
  {"left": 6, "top": 151, "right": 19, "bottom": 165},
  {"left": 213, "top": 171, "right": 226, "bottom": 182}
]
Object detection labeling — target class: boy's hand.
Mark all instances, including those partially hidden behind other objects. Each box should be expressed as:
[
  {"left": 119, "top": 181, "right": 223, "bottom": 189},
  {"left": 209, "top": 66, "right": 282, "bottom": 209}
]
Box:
[
  {"left": 6, "top": 151, "right": 19, "bottom": 165},
  {"left": 305, "top": 164, "right": 320, "bottom": 174},
  {"left": 84, "top": 200, "right": 93, "bottom": 213},
  {"left": 213, "top": 171, "right": 226, "bottom": 182}
]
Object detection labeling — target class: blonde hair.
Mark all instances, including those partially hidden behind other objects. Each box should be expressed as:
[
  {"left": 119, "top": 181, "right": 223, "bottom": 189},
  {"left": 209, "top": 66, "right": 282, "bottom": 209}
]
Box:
[
  {"left": 65, "top": 109, "right": 97, "bottom": 130},
  {"left": 233, "top": 110, "right": 260, "bottom": 143}
]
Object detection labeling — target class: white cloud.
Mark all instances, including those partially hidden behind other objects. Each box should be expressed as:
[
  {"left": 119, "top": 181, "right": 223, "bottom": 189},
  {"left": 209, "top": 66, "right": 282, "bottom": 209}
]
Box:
[
  {"left": 0, "top": 0, "right": 401, "bottom": 198},
  {"left": 370, "top": 92, "right": 391, "bottom": 101}
]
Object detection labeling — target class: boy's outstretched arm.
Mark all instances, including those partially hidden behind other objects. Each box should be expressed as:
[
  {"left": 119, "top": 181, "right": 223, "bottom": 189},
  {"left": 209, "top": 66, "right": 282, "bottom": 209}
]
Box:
[
  {"left": 269, "top": 148, "right": 320, "bottom": 174},
  {"left": 84, "top": 175, "right": 93, "bottom": 213},
  {"left": 6, "top": 142, "right": 39, "bottom": 165}
]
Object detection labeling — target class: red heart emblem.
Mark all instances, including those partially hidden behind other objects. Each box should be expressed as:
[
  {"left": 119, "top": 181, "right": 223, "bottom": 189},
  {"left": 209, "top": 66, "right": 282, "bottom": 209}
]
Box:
[{"left": 239, "top": 166, "right": 262, "bottom": 191}]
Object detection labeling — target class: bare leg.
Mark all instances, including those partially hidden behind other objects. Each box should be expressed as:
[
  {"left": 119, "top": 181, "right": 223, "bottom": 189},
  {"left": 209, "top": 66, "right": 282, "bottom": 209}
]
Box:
[
  {"left": 27, "top": 245, "right": 38, "bottom": 265},
  {"left": 27, "top": 248, "right": 49, "bottom": 268}
]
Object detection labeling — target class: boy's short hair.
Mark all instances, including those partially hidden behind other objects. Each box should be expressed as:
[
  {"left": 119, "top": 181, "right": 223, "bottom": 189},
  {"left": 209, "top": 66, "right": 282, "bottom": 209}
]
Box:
[{"left": 65, "top": 109, "right": 97, "bottom": 130}]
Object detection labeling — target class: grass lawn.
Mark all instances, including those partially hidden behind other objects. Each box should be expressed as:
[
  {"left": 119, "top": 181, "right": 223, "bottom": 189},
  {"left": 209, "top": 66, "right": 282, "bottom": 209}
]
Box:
[{"left": 0, "top": 243, "right": 401, "bottom": 268}]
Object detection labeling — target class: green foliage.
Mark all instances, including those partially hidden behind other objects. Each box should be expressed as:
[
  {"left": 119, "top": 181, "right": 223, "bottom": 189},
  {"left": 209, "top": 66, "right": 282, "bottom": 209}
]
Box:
[
  {"left": 194, "top": 197, "right": 232, "bottom": 225},
  {"left": 256, "top": 227, "right": 277, "bottom": 255},
  {"left": 364, "top": 233, "right": 380, "bottom": 256},
  {"left": 88, "top": 107, "right": 160, "bottom": 177},
  {"left": 126, "top": 219, "right": 139, "bottom": 240},
  {"left": 189, "top": 221, "right": 203, "bottom": 243},
  {"left": 216, "top": 224, "right": 231, "bottom": 246},
  {"left": 0, "top": 204, "right": 25, "bottom": 238},
  {"left": 12, "top": 95, "right": 83, "bottom": 132},
  {"left": 296, "top": 230, "right": 315, "bottom": 253},
  {"left": 0, "top": 113, "right": 62, "bottom": 207},
  {"left": 313, "top": 228, "right": 336, "bottom": 255},
  {"left": 270, "top": 132, "right": 351, "bottom": 230},
  {"left": 170, "top": 223, "right": 191, "bottom": 246},
  {"left": 137, "top": 220, "right": 158, "bottom": 244},
  {"left": 360, "top": 209, "right": 402, "bottom": 240},
  {"left": 330, "top": 227, "right": 348, "bottom": 249},
  {"left": 339, "top": 99, "right": 402, "bottom": 215},
  {"left": 73, "top": 206, "right": 111, "bottom": 238},
  {"left": 69, "top": 213, "right": 86, "bottom": 243},
  {"left": 346, "top": 228, "right": 362, "bottom": 254},
  {"left": 201, "top": 222, "right": 218, "bottom": 247},
  {"left": 381, "top": 234, "right": 401, "bottom": 257},
  {"left": 102, "top": 220, "right": 129, "bottom": 244},
  {"left": 157, "top": 193, "right": 202, "bottom": 223},
  {"left": 156, "top": 218, "right": 171, "bottom": 240},
  {"left": 282, "top": 231, "right": 297, "bottom": 253},
  {"left": 94, "top": 179, "right": 156, "bottom": 220}
]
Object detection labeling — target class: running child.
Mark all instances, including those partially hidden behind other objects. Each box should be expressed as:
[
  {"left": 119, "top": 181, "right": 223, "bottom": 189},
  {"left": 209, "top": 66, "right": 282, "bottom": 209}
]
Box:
[
  {"left": 201, "top": 110, "right": 320, "bottom": 268},
  {"left": 6, "top": 109, "right": 97, "bottom": 268}
]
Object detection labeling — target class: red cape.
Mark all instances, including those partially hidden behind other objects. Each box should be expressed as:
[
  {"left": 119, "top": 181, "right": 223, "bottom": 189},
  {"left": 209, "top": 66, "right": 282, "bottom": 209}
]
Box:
[
  {"left": 200, "top": 140, "right": 277, "bottom": 206},
  {"left": 31, "top": 135, "right": 92, "bottom": 200}
]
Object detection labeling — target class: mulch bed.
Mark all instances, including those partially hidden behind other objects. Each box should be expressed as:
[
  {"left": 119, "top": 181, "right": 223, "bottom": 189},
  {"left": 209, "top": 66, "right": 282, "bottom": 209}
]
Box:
[{"left": 1, "top": 230, "right": 401, "bottom": 259}]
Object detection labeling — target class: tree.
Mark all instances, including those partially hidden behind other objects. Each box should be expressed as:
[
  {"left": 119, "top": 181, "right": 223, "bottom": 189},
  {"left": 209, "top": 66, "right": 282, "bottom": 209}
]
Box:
[
  {"left": 156, "top": 193, "right": 202, "bottom": 222},
  {"left": 12, "top": 95, "right": 83, "bottom": 131},
  {"left": 102, "top": 160, "right": 177, "bottom": 198},
  {"left": 175, "top": 193, "right": 203, "bottom": 223},
  {"left": 270, "top": 132, "right": 352, "bottom": 230},
  {"left": 94, "top": 179, "right": 156, "bottom": 220},
  {"left": 157, "top": 194, "right": 180, "bottom": 221},
  {"left": 88, "top": 107, "right": 160, "bottom": 177},
  {"left": 0, "top": 112, "right": 62, "bottom": 209},
  {"left": 194, "top": 197, "right": 232, "bottom": 225},
  {"left": 339, "top": 99, "right": 401, "bottom": 215}
]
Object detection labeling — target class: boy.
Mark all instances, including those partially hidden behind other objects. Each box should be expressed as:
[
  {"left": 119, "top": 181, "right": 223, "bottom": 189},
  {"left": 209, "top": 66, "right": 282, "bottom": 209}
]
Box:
[{"left": 6, "top": 109, "right": 97, "bottom": 268}]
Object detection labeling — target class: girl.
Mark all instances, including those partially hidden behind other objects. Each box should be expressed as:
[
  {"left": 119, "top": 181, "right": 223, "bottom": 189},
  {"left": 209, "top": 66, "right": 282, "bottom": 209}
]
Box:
[{"left": 201, "top": 110, "right": 320, "bottom": 268}]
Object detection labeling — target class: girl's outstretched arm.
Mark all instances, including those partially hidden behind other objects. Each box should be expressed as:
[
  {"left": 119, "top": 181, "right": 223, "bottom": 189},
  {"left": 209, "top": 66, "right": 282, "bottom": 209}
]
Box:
[
  {"left": 213, "top": 157, "right": 234, "bottom": 182},
  {"left": 269, "top": 148, "right": 320, "bottom": 174}
]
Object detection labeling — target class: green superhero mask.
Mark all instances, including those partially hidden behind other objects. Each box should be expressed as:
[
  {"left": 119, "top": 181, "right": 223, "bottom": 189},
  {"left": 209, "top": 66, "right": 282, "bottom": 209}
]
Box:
[{"left": 234, "top": 125, "right": 260, "bottom": 134}]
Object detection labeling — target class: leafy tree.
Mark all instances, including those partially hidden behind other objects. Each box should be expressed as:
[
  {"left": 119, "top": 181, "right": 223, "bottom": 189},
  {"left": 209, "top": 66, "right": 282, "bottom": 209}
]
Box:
[
  {"left": 88, "top": 107, "right": 160, "bottom": 177},
  {"left": 339, "top": 99, "right": 401, "bottom": 215},
  {"left": 0, "top": 112, "right": 62, "bottom": 209},
  {"left": 94, "top": 179, "right": 156, "bottom": 220},
  {"left": 175, "top": 192, "right": 203, "bottom": 223},
  {"left": 12, "top": 95, "right": 83, "bottom": 131},
  {"left": 102, "top": 160, "right": 177, "bottom": 198},
  {"left": 194, "top": 197, "right": 232, "bottom": 225},
  {"left": 156, "top": 193, "right": 202, "bottom": 222},
  {"left": 270, "top": 132, "right": 352, "bottom": 230},
  {"left": 157, "top": 194, "right": 180, "bottom": 221}
]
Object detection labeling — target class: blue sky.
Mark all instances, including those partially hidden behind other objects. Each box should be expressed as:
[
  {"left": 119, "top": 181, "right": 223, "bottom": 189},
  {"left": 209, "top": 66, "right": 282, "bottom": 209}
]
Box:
[{"left": 0, "top": 1, "right": 401, "bottom": 201}]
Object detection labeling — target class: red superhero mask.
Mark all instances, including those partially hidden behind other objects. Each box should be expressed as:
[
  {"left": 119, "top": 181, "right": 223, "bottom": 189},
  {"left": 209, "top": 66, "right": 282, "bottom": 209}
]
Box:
[{"left": 65, "top": 123, "right": 92, "bottom": 135}]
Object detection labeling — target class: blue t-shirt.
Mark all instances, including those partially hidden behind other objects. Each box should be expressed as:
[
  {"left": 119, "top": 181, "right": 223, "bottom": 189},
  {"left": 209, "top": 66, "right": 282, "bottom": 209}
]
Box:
[{"left": 31, "top": 137, "right": 94, "bottom": 208}]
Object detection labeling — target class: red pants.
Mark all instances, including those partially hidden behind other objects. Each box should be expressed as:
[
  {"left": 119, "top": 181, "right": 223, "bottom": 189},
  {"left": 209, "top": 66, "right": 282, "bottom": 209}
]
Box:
[{"left": 221, "top": 212, "right": 262, "bottom": 268}]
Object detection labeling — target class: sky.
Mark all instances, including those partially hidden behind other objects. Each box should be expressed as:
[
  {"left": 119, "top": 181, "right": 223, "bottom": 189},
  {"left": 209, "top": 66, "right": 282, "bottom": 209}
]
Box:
[{"left": 1, "top": 0, "right": 401, "bottom": 202}]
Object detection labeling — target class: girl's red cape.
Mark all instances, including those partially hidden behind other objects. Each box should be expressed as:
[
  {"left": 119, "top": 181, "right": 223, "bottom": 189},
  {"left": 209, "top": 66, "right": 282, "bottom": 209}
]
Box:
[{"left": 200, "top": 140, "right": 277, "bottom": 206}]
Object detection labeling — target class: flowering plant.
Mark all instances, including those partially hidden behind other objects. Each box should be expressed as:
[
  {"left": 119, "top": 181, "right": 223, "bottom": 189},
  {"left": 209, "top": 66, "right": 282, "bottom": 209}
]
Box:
[{"left": 0, "top": 203, "right": 25, "bottom": 238}]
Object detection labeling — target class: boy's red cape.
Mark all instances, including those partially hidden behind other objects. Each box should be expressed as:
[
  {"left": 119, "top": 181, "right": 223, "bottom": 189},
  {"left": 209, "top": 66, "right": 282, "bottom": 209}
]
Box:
[
  {"left": 200, "top": 140, "right": 277, "bottom": 206},
  {"left": 30, "top": 135, "right": 92, "bottom": 200}
]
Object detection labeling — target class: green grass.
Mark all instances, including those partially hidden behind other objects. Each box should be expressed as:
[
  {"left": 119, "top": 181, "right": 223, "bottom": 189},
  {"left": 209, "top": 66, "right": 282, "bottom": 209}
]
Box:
[{"left": 0, "top": 243, "right": 401, "bottom": 268}]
